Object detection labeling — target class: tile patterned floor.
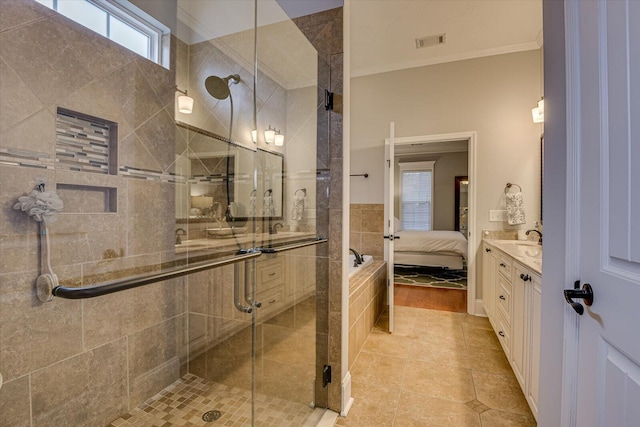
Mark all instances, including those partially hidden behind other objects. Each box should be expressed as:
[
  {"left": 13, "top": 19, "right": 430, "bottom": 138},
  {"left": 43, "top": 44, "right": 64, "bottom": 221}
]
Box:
[
  {"left": 336, "top": 306, "right": 537, "bottom": 426},
  {"left": 109, "top": 374, "right": 325, "bottom": 427},
  {"left": 394, "top": 266, "right": 467, "bottom": 289},
  {"left": 109, "top": 296, "right": 323, "bottom": 427}
]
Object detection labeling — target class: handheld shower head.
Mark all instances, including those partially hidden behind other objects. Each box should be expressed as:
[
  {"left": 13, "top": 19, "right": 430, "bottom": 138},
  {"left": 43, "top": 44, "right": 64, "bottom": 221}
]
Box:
[{"left": 205, "top": 74, "right": 241, "bottom": 100}]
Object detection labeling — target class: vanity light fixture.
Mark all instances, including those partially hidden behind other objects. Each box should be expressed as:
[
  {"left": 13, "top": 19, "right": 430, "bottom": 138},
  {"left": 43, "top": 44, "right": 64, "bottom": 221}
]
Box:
[
  {"left": 264, "top": 126, "right": 277, "bottom": 144},
  {"left": 175, "top": 86, "right": 193, "bottom": 114},
  {"left": 264, "top": 126, "right": 284, "bottom": 146},
  {"left": 531, "top": 97, "right": 544, "bottom": 123}
]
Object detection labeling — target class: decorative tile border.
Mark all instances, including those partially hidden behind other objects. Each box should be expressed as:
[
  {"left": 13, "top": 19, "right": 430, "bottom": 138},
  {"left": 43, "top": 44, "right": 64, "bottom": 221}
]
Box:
[
  {"left": 0, "top": 148, "right": 55, "bottom": 169},
  {"left": 119, "top": 166, "right": 187, "bottom": 183}
]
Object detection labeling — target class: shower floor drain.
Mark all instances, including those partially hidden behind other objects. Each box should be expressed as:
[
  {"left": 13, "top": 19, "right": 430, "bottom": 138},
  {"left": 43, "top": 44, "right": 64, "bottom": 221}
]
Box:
[{"left": 202, "top": 410, "right": 222, "bottom": 422}]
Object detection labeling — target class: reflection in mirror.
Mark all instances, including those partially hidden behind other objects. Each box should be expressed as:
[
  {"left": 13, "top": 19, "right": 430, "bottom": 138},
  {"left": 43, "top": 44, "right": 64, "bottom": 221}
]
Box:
[
  {"left": 172, "top": 0, "right": 319, "bottom": 255},
  {"left": 455, "top": 176, "right": 469, "bottom": 235}
]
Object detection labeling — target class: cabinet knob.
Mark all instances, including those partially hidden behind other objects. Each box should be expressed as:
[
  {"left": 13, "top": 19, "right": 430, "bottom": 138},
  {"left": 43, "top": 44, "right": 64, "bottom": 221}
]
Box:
[
  {"left": 498, "top": 331, "right": 505, "bottom": 337},
  {"left": 499, "top": 295, "right": 506, "bottom": 300},
  {"left": 500, "top": 262, "right": 506, "bottom": 267},
  {"left": 486, "top": 248, "right": 491, "bottom": 253},
  {"left": 520, "top": 273, "right": 531, "bottom": 282}
]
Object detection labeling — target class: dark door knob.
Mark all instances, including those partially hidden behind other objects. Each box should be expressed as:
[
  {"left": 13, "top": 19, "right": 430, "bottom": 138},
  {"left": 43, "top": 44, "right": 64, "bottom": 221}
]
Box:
[{"left": 564, "top": 280, "right": 594, "bottom": 315}]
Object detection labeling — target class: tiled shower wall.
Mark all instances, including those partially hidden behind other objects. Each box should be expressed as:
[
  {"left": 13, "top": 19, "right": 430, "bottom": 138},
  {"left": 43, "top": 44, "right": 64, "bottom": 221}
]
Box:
[
  {"left": 0, "top": 1, "right": 186, "bottom": 426},
  {"left": 0, "top": 3, "right": 342, "bottom": 427}
]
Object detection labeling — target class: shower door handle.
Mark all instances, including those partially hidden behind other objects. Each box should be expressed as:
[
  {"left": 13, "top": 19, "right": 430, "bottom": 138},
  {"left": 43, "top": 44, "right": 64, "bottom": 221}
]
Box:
[
  {"left": 244, "top": 260, "right": 261, "bottom": 308},
  {"left": 234, "top": 262, "right": 253, "bottom": 313}
]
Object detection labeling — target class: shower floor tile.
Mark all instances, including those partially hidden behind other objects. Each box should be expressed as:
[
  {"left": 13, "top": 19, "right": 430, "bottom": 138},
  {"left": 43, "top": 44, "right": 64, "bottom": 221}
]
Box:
[{"left": 108, "top": 373, "right": 324, "bottom": 427}]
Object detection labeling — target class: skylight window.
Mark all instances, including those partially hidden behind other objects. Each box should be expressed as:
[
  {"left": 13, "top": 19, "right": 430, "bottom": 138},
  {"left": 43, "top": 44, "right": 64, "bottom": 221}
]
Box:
[{"left": 36, "top": 0, "right": 170, "bottom": 68}]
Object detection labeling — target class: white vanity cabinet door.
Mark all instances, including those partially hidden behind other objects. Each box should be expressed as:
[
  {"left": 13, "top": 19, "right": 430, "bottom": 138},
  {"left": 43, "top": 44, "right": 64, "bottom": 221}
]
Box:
[
  {"left": 527, "top": 272, "right": 541, "bottom": 420},
  {"left": 482, "top": 243, "right": 497, "bottom": 324},
  {"left": 511, "top": 261, "right": 529, "bottom": 390}
]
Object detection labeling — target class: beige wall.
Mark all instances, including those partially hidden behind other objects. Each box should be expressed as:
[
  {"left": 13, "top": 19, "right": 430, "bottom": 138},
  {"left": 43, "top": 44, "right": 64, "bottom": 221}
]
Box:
[
  {"left": 394, "top": 151, "right": 468, "bottom": 231},
  {"left": 350, "top": 50, "right": 543, "bottom": 300}
]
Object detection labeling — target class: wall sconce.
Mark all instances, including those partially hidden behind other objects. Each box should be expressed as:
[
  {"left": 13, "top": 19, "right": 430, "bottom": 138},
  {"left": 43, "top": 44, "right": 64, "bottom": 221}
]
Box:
[
  {"left": 251, "top": 129, "right": 257, "bottom": 143},
  {"left": 531, "top": 97, "right": 544, "bottom": 123},
  {"left": 264, "top": 125, "right": 284, "bottom": 146},
  {"left": 176, "top": 86, "right": 193, "bottom": 114},
  {"left": 265, "top": 126, "right": 277, "bottom": 144}
]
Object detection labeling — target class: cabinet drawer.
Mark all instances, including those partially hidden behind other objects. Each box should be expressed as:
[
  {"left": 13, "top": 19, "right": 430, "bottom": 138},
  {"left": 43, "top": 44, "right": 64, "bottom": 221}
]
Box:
[
  {"left": 496, "top": 274, "right": 512, "bottom": 324},
  {"left": 256, "top": 256, "right": 285, "bottom": 292},
  {"left": 256, "top": 287, "right": 284, "bottom": 319},
  {"left": 496, "top": 313, "right": 511, "bottom": 358},
  {"left": 497, "top": 253, "right": 513, "bottom": 278}
]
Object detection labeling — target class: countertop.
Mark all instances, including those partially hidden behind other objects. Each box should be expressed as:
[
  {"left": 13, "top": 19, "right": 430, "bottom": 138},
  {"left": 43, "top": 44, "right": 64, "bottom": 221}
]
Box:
[
  {"left": 484, "top": 239, "right": 542, "bottom": 275},
  {"left": 175, "top": 231, "right": 318, "bottom": 254}
]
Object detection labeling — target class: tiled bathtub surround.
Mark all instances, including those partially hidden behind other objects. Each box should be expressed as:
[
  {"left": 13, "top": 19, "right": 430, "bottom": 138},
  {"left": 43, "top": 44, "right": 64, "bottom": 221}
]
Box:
[
  {"left": 348, "top": 261, "right": 387, "bottom": 369},
  {"left": 350, "top": 204, "right": 385, "bottom": 260}
]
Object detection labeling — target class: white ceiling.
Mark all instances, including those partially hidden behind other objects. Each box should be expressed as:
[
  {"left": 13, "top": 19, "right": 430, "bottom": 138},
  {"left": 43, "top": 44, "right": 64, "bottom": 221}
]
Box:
[
  {"left": 174, "top": 0, "right": 542, "bottom": 86},
  {"left": 350, "top": 0, "right": 543, "bottom": 77}
]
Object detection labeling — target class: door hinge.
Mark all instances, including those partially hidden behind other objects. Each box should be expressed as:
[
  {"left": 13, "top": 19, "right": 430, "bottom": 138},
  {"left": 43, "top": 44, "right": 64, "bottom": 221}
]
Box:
[
  {"left": 322, "top": 364, "right": 332, "bottom": 387},
  {"left": 324, "top": 90, "right": 334, "bottom": 110}
]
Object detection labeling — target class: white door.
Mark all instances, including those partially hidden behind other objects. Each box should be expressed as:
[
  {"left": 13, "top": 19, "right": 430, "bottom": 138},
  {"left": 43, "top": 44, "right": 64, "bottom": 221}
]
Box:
[
  {"left": 569, "top": 1, "right": 640, "bottom": 425},
  {"left": 384, "top": 122, "right": 395, "bottom": 332}
]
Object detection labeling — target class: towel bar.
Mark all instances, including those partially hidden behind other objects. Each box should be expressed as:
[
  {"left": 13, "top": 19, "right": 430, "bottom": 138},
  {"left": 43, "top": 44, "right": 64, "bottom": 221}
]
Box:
[{"left": 504, "top": 182, "right": 522, "bottom": 194}]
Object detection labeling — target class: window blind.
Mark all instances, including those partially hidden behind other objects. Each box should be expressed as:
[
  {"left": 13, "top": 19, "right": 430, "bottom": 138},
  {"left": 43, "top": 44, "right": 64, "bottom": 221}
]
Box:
[{"left": 401, "top": 170, "right": 432, "bottom": 230}]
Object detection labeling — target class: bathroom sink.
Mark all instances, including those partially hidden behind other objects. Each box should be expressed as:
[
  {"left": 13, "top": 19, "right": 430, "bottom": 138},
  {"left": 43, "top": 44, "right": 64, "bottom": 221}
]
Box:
[{"left": 499, "top": 241, "right": 542, "bottom": 259}]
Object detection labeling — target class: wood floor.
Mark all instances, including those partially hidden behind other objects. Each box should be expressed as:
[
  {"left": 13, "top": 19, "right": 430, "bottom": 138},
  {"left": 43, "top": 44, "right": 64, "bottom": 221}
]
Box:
[{"left": 394, "top": 284, "right": 467, "bottom": 313}]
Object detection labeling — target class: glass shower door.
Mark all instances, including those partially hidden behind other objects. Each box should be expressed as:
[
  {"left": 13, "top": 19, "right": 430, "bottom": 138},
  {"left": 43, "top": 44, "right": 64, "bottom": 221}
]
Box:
[{"left": 176, "top": 0, "right": 328, "bottom": 425}]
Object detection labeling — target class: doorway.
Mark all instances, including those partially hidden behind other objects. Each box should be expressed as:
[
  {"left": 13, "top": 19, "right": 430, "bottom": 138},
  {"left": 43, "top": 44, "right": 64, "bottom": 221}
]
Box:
[{"left": 384, "top": 129, "right": 478, "bottom": 330}]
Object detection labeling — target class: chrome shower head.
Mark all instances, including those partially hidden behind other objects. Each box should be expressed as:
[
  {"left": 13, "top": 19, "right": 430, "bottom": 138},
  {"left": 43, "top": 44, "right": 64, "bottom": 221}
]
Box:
[{"left": 205, "top": 74, "right": 241, "bottom": 100}]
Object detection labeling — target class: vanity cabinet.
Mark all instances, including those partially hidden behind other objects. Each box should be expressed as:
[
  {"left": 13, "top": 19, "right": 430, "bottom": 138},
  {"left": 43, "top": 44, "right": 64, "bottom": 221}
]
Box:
[
  {"left": 254, "top": 249, "right": 317, "bottom": 321},
  {"left": 255, "top": 255, "right": 286, "bottom": 318},
  {"left": 482, "top": 243, "right": 497, "bottom": 327},
  {"left": 482, "top": 241, "right": 541, "bottom": 420}
]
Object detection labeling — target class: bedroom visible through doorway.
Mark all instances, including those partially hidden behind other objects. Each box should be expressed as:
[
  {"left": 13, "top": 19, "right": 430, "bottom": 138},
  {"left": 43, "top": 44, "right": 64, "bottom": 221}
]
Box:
[{"left": 384, "top": 129, "right": 478, "bottom": 325}]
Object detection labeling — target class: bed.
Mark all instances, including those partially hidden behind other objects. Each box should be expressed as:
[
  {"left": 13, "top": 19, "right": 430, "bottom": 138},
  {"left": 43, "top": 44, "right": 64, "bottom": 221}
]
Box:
[{"left": 394, "top": 230, "right": 468, "bottom": 270}]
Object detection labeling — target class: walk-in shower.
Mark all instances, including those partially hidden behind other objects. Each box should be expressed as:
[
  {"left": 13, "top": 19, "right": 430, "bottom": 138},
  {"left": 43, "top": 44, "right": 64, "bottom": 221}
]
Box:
[{"left": 0, "top": 0, "right": 339, "bottom": 426}]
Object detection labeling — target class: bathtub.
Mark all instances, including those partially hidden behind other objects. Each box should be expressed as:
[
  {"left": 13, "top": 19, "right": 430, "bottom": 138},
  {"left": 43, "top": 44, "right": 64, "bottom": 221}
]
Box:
[{"left": 348, "top": 254, "right": 374, "bottom": 278}]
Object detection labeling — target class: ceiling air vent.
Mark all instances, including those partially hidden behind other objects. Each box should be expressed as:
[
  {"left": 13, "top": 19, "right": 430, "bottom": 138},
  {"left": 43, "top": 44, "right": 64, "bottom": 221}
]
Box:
[{"left": 415, "top": 33, "right": 446, "bottom": 49}]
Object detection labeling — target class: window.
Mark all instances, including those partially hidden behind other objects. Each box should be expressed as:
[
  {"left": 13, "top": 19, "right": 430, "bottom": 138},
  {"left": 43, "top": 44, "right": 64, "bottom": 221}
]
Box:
[
  {"left": 36, "top": 0, "right": 170, "bottom": 68},
  {"left": 400, "top": 161, "right": 435, "bottom": 231}
]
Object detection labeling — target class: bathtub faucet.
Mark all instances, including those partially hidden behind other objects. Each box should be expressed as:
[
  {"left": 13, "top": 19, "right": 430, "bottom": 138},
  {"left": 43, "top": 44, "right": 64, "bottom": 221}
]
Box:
[{"left": 349, "top": 248, "right": 363, "bottom": 266}]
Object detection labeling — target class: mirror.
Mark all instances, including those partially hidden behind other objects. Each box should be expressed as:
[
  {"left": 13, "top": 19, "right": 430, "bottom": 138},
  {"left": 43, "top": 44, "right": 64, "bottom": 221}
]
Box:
[
  {"left": 176, "top": 126, "right": 284, "bottom": 222},
  {"left": 455, "top": 176, "right": 469, "bottom": 235}
]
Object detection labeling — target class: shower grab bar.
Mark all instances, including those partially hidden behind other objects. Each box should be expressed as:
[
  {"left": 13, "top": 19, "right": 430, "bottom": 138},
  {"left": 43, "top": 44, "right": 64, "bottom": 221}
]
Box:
[
  {"left": 51, "top": 251, "right": 262, "bottom": 300},
  {"left": 257, "top": 237, "right": 327, "bottom": 254}
]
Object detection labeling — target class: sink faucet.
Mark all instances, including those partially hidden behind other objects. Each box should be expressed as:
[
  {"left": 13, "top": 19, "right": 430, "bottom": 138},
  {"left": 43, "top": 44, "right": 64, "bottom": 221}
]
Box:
[
  {"left": 269, "top": 222, "right": 283, "bottom": 234},
  {"left": 349, "top": 248, "right": 363, "bottom": 265},
  {"left": 526, "top": 229, "right": 542, "bottom": 245},
  {"left": 175, "top": 228, "right": 187, "bottom": 245}
]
